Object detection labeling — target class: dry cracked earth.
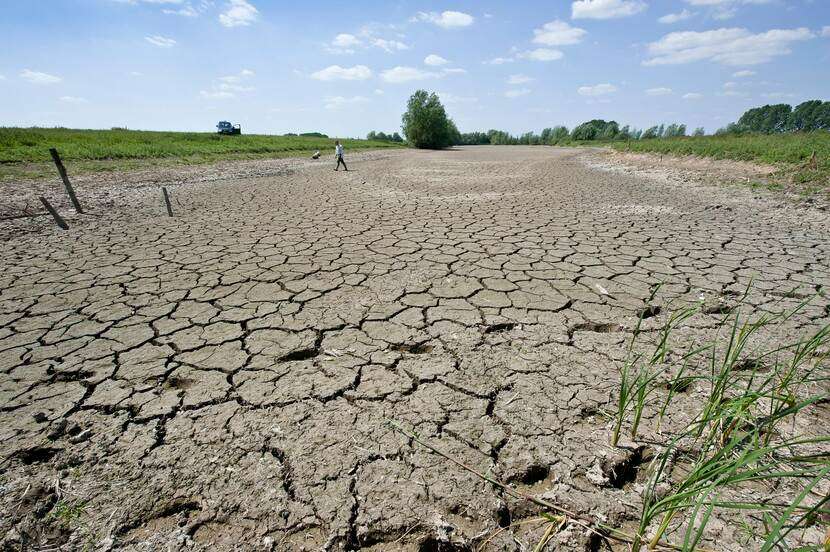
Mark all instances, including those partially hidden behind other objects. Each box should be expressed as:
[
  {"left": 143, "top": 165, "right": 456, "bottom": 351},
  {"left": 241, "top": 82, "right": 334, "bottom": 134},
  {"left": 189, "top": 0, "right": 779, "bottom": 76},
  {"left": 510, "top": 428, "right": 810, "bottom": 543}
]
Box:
[{"left": 1, "top": 146, "right": 829, "bottom": 551}]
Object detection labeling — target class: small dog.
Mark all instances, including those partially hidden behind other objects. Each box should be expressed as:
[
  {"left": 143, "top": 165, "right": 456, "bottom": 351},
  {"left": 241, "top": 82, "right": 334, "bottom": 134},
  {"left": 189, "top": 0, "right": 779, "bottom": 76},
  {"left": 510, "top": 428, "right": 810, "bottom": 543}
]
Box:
[{"left": 311, "top": 150, "right": 321, "bottom": 159}]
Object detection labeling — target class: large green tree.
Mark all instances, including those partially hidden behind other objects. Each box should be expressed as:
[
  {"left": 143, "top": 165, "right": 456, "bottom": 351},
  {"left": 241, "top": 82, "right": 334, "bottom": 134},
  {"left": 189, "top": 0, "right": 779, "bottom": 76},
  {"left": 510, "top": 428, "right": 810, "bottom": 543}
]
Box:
[
  {"left": 738, "top": 104, "right": 792, "bottom": 133},
  {"left": 401, "top": 90, "right": 456, "bottom": 149}
]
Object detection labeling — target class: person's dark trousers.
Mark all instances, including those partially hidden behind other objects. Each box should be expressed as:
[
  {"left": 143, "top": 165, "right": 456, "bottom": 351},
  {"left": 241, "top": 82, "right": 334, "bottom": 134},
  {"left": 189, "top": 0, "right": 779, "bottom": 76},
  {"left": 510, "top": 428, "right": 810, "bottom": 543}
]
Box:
[{"left": 335, "top": 155, "right": 348, "bottom": 171}]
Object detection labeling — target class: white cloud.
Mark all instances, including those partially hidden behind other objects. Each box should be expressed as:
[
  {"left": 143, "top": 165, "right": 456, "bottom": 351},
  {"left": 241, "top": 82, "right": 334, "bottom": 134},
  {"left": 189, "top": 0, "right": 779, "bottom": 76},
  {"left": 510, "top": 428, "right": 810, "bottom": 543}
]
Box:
[
  {"left": 333, "top": 33, "right": 360, "bottom": 48},
  {"left": 507, "top": 74, "right": 535, "bottom": 85},
  {"left": 374, "top": 89, "right": 384, "bottom": 95},
  {"left": 59, "top": 96, "right": 88, "bottom": 104},
  {"left": 483, "top": 56, "right": 514, "bottom": 65},
  {"left": 659, "top": 10, "right": 694, "bottom": 24},
  {"left": 683, "top": 92, "right": 704, "bottom": 99},
  {"left": 532, "top": 20, "right": 587, "bottom": 46},
  {"left": 310, "top": 65, "right": 372, "bottom": 81},
  {"left": 684, "top": 0, "right": 773, "bottom": 5},
  {"left": 200, "top": 70, "right": 255, "bottom": 99},
  {"left": 505, "top": 88, "right": 531, "bottom": 98},
  {"left": 646, "top": 87, "right": 673, "bottom": 96},
  {"left": 145, "top": 35, "right": 177, "bottom": 47},
  {"left": 684, "top": 0, "right": 770, "bottom": 4},
  {"left": 219, "top": 0, "right": 258, "bottom": 27},
  {"left": 645, "top": 27, "right": 814, "bottom": 66},
  {"left": 199, "top": 90, "right": 235, "bottom": 100},
  {"left": 437, "top": 92, "right": 478, "bottom": 104},
  {"left": 683, "top": 0, "right": 779, "bottom": 21},
  {"left": 822, "top": 26, "right": 830, "bottom": 38},
  {"left": 111, "top": 0, "right": 185, "bottom": 4},
  {"left": 732, "top": 69, "right": 755, "bottom": 77},
  {"left": 216, "top": 70, "right": 255, "bottom": 90},
  {"left": 578, "top": 83, "right": 618, "bottom": 96},
  {"left": 372, "top": 38, "right": 408, "bottom": 52},
  {"left": 424, "top": 54, "right": 449, "bottom": 66},
  {"left": 572, "top": 0, "right": 647, "bottom": 20},
  {"left": 324, "top": 95, "right": 369, "bottom": 110},
  {"left": 128, "top": 71, "right": 143, "bottom": 77},
  {"left": 20, "top": 69, "right": 62, "bottom": 84},
  {"left": 327, "top": 32, "right": 409, "bottom": 54},
  {"left": 162, "top": 4, "right": 198, "bottom": 16},
  {"left": 0, "top": 74, "right": 6, "bottom": 80},
  {"left": 518, "top": 48, "right": 564, "bottom": 61},
  {"left": 380, "top": 66, "right": 441, "bottom": 83},
  {"left": 412, "top": 11, "right": 474, "bottom": 29},
  {"left": 761, "top": 92, "right": 796, "bottom": 99}
]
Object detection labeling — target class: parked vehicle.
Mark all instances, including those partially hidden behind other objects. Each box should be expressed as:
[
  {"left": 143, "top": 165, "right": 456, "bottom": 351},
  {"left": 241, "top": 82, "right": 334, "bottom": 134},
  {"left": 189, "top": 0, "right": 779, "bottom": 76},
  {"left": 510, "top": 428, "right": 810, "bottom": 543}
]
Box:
[{"left": 216, "top": 121, "right": 241, "bottom": 135}]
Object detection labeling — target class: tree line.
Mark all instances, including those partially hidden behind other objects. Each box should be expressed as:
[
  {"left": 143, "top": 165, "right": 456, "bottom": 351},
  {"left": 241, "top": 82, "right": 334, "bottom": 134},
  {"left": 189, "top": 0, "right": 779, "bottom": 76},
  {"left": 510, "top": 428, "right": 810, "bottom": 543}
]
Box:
[
  {"left": 397, "top": 90, "right": 829, "bottom": 149},
  {"left": 453, "top": 121, "right": 703, "bottom": 146}
]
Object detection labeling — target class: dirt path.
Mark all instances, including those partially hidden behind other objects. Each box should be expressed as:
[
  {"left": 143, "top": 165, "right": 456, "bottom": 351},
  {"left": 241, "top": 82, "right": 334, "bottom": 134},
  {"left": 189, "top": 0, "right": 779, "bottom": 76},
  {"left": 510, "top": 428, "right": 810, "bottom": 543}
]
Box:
[{"left": 1, "top": 146, "right": 828, "bottom": 551}]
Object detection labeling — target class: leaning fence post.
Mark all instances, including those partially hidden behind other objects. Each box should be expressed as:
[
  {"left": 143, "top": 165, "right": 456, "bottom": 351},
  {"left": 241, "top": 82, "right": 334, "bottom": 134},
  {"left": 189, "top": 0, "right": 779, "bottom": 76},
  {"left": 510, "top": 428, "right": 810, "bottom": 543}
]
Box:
[
  {"left": 39, "top": 197, "right": 69, "bottom": 230},
  {"left": 162, "top": 187, "right": 173, "bottom": 217},
  {"left": 49, "top": 148, "right": 83, "bottom": 214}
]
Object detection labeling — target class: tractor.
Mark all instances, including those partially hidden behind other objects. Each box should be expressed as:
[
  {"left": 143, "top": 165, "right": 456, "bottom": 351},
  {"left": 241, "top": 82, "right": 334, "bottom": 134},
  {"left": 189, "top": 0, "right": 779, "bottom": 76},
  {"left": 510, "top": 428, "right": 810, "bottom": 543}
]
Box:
[{"left": 216, "top": 121, "right": 241, "bottom": 135}]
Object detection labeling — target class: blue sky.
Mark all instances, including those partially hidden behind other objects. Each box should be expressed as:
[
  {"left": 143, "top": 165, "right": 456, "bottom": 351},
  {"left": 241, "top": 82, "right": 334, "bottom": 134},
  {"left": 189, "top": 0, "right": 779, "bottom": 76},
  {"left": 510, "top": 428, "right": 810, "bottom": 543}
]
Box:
[{"left": 2, "top": 0, "right": 828, "bottom": 136}]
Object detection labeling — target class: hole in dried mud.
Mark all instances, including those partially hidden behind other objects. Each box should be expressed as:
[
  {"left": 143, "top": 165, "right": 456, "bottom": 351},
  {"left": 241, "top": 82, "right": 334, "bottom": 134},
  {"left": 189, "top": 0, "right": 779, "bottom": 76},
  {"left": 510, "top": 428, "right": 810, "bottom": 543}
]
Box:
[
  {"left": 279, "top": 348, "right": 320, "bottom": 362},
  {"left": 508, "top": 463, "right": 550, "bottom": 486},
  {"left": 16, "top": 447, "right": 61, "bottom": 465},
  {"left": 165, "top": 376, "right": 194, "bottom": 390},
  {"left": 605, "top": 446, "right": 649, "bottom": 489},
  {"left": 637, "top": 305, "right": 661, "bottom": 320},
  {"left": 703, "top": 304, "right": 733, "bottom": 315},
  {"left": 52, "top": 370, "right": 94, "bottom": 382},
  {"left": 495, "top": 502, "right": 511, "bottom": 528},
  {"left": 571, "top": 322, "right": 622, "bottom": 334},
  {"left": 733, "top": 358, "right": 767, "bottom": 372},
  {"left": 392, "top": 343, "right": 434, "bottom": 355},
  {"left": 665, "top": 376, "right": 695, "bottom": 393},
  {"left": 587, "top": 532, "right": 612, "bottom": 552},
  {"left": 484, "top": 323, "right": 517, "bottom": 334}
]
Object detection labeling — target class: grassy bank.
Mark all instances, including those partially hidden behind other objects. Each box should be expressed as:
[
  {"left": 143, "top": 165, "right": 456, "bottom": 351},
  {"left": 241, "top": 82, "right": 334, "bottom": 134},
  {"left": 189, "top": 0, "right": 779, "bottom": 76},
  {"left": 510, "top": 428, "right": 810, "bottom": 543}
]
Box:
[
  {"left": 0, "top": 127, "right": 404, "bottom": 180},
  {"left": 609, "top": 132, "right": 830, "bottom": 192}
]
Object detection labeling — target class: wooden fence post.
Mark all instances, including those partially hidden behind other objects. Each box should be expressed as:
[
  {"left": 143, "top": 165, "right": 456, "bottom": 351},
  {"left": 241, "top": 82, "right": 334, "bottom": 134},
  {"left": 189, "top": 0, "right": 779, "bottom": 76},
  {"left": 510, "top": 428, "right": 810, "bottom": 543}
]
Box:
[
  {"left": 162, "top": 187, "right": 174, "bottom": 217},
  {"left": 49, "top": 148, "right": 83, "bottom": 214},
  {"left": 39, "top": 197, "right": 69, "bottom": 230}
]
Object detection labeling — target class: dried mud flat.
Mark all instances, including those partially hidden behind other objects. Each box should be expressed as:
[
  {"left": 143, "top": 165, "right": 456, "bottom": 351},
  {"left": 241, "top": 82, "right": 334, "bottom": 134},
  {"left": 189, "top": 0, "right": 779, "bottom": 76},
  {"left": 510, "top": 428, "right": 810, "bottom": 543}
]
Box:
[{"left": 1, "top": 146, "right": 828, "bottom": 551}]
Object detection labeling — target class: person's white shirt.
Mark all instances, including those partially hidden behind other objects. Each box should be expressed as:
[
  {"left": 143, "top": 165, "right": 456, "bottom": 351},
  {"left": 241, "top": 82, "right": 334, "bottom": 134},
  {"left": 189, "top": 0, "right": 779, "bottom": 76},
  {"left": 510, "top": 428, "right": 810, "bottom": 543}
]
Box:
[{"left": 335, "top": 144, "right": 344, "bottom": 156}]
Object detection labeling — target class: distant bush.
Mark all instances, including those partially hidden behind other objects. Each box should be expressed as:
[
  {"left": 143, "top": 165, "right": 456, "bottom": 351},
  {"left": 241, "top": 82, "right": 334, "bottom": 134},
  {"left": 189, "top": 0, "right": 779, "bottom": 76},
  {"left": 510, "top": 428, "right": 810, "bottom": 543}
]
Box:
[
  {"left": 300, "top": 132, "right": 329, "bottom": 138},
  {"left": 571, "top": 119, "right": 618, "bottom": 141},
  {"left": 366, "top": 131, "right": 404, "bottom": 142}
]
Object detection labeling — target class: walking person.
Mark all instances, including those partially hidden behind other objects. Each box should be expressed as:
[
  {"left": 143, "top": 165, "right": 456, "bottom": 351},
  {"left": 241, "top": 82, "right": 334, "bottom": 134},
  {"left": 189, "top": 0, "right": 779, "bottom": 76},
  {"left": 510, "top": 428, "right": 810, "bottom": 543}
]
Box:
[{"left": 334, "top": 140, "right": 348, "bottom": 171}]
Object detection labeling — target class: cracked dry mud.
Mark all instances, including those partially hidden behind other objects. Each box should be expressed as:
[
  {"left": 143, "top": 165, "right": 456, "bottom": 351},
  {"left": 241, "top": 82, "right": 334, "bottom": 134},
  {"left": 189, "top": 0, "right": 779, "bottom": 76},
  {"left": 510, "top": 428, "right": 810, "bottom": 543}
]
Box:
[{"left": 1, "top": 146, "right": 829, "bottom": 551}]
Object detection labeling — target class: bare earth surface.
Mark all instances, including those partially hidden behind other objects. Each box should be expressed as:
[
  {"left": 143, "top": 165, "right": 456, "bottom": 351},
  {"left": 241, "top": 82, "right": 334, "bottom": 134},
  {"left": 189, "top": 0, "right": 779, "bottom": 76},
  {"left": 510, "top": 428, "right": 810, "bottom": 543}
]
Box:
[{"left": 1, "top": 146, "right": 829, "bottom": 551}]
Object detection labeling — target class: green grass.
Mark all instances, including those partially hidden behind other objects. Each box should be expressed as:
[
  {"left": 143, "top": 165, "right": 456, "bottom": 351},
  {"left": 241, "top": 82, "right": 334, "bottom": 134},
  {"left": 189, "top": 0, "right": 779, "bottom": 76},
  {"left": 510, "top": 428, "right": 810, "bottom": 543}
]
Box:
[
  {"left": 0, "top": 127, "right": 404, "bottom": 181},
  {"left": 614, "top": 292, "right": 830, "bottom": 550},
  {"left": 609, "top": 132, "right": 830, "bottom": 193}
]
